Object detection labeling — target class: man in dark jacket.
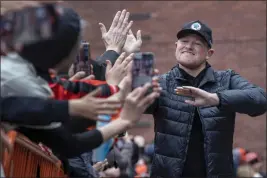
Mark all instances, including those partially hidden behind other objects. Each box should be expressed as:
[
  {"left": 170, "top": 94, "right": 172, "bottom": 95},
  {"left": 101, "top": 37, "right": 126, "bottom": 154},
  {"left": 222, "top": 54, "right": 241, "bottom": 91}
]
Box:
[{"left": 146, "top": 20, "right": 266, "bottom": 178}]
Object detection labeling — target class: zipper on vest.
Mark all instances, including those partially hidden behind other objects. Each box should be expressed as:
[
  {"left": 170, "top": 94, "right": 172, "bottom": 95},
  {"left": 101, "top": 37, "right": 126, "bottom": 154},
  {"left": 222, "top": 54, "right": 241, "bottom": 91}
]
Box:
[
  {"left": 197, "top": 107, "right": 209, "bottom": 176},
  {"left": 180, "top": 107, "right": 195, "bottom": 176}
]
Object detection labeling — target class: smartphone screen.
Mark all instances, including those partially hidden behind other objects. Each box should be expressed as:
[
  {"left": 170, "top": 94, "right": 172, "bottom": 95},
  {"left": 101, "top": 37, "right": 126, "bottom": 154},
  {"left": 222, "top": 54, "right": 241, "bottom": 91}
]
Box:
[
  {"left": 1, "top": 4, "right": 56, "bottom": 49},
  {"left": 74, "top": 41, "right": 92, "bottom": 76},
  {"left": 132, "top": 52, "right": 155, "bottom": 89}
]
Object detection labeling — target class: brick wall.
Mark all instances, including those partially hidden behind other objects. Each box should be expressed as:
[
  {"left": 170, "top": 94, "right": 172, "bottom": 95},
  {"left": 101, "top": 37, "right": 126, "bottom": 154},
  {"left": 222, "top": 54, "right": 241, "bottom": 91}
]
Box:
[{"left": 66, "top": 1, "right": 266, "bottom": 168}]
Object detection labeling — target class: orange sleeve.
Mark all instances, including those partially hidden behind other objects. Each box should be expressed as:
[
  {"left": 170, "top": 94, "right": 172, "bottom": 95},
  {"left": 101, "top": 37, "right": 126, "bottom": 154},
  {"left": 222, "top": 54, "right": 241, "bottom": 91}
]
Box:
[{"left": 49, "top": 76, "right": 119, "bottom": 100}]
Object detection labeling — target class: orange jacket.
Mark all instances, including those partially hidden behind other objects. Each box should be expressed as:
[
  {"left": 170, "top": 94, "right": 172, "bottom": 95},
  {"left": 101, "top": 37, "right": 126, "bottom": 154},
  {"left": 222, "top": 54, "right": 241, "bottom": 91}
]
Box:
[
  {"left": 48, "top": 75, "right": 120, "bottom": 130},
  {"left": 49, "top": 75, "right": 119, "bottom": 100}
]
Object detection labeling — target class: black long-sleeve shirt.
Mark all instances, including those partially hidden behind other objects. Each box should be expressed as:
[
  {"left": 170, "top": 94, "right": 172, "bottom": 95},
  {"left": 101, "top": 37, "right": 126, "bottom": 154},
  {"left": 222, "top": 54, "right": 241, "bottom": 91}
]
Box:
[
  {"left": 1, "top": 96, "right": 69, "bottom": 125},
  {"left": 1, "top": 50, "right": 120, "bottom": 126},
  {"left": 93, "top": 50, "right": 120, "bottom": 81},
  {"left": 0, "top": 96, "right": 103, "bottom": 158},
  {"left": 0, "top": 50, "right": 120, "bottom": 157},
  {"left": 17, "top": 125, "right": 103, "bottom": 158}
]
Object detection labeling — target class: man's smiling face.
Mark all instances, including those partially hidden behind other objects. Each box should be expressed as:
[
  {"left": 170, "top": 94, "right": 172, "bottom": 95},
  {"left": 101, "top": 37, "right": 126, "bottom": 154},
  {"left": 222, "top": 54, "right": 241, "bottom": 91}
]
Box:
[{"left": 175, "top": 33, "right": 212, "bottom": 69}]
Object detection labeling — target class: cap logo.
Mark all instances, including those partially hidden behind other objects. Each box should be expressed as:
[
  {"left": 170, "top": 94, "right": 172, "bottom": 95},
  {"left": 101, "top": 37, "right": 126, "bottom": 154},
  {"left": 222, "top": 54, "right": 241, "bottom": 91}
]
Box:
[{"left": 191, "top": 22, "right": 201, "bottom": 31}]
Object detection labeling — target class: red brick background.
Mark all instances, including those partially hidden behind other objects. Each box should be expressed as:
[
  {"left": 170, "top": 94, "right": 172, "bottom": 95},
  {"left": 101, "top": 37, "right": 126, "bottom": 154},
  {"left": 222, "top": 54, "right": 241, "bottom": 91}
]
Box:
[{"left": 65, "top": 1, "right": 266, "bottom": 168}]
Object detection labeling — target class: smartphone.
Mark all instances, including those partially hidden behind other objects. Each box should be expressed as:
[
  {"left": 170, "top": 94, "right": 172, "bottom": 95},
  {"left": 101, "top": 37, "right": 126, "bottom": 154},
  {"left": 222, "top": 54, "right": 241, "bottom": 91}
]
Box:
[
  {"left": 132, "top": 52, "right": 155, "bottom": 90},
  {"left": 1, "top": 4, "right": 57, "bottom": 49},
  {"left": 74, "top": 41, "right": 92, "bottom": 76}
]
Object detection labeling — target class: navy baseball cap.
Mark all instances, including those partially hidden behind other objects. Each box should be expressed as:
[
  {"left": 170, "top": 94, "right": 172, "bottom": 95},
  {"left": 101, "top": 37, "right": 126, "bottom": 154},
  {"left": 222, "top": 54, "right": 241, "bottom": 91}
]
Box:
[{"left": 176, "top": 20, "right": 213, "bottom": 48}]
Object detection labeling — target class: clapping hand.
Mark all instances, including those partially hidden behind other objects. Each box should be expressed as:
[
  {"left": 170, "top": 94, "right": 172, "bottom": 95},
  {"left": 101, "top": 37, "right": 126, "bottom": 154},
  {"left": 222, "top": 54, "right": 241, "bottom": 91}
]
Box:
[{"left": 99, "top": 9, "right": 133, "bottom": 54}]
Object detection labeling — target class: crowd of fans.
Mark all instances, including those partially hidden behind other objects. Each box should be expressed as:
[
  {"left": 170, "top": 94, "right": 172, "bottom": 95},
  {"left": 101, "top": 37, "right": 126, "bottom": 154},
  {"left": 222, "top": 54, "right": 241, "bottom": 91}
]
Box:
[
  {"left": 0, "top": 1, "right": 160, "bottom": 177},
  {"left": 0, "top": 1, "right": 266, "bottom": 178},
  {"left": 100, "top": 138, "right": 267, "bottom": 178}
]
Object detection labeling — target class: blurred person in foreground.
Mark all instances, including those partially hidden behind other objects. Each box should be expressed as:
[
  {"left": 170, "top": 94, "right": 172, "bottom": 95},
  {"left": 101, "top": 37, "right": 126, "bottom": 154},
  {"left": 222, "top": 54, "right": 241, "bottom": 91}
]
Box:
[
  {"left": 144, "top": 20, "right": 266, "bottom": 177},
  {"left": 1, "top": 3, "right": 147, "bottom": 177},
  {"left": 1, "top": 3, "right": 161, "bottom": 160}
]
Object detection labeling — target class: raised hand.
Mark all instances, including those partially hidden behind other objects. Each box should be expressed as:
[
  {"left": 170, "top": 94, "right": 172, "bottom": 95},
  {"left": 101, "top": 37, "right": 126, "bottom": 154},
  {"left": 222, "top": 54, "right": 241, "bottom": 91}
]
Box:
[
  {"left": 120, "top": 83, "right": 161, "bottom": 125},
  {"left": 123, "top": 29, "right": 142, "bottom": 54},
  {"left": 105, "top": 52, "right": 134, "bottom": 86},
  {"left": 99, "top": 9, "right": 133, "bottom": 54},
  {"left": 70, "top": 88, "right": 122, "bottom": 121}
]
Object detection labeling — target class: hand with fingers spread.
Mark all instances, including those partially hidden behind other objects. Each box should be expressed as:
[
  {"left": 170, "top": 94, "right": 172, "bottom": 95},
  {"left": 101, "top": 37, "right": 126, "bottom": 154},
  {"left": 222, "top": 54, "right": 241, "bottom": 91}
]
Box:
[
  {"left": 175, "top": 86, "right": 220, "bottom": 107},
  {"left": 99, "top": 9, "right": 133, "bottom": 54},
  {"left": 108, "top": 61, "right": 133, "bottom": 102},
  {"left": 97, "top": 83, "right": 161, "bottom": 142},
  {"left": 105, "top": 52, "right": 134, "bottom": 85},
  {"left": 123, "top": 29, "right": 142, "bottom": 54},
  {"left": 69, "top": 87, "right": 122, "bottom": 121},
  {"left": 120, "top": 83, "right": 161, "bottom": 126}
]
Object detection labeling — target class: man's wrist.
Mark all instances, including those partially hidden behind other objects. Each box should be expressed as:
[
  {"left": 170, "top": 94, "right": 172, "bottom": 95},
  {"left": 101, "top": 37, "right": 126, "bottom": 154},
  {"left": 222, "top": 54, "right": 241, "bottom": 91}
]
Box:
[
  {"left": 209, "top": 93, "right": 220, "bottom": 106},
  {"left": 106, "top": 46, "right": 122, "bottom": 54}
]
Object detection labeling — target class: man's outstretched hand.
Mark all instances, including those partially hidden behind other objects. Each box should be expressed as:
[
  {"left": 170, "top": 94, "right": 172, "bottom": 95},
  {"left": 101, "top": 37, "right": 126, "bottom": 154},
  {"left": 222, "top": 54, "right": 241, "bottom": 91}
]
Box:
[{"left": 175, "top": 86, "right": 220, "bottom": 107}]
